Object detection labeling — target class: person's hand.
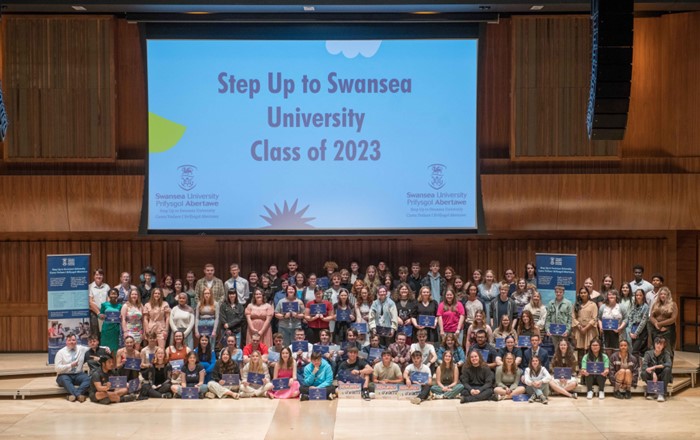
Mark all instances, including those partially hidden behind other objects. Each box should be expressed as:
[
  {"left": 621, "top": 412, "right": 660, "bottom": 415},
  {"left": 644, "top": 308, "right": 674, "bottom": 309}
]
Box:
[
  {"left": 602, "top": 369, "right": 609, "bottom": 377},
  {"left": 104, "top": 381, "right": 111, "bottom": 389},
  {"left": 71, "top": 360, "right": 79, "bottom": 368},
  {"left": 660, "top": 326, "right": 667, "bottom": 332},
  {"left": 652, "top": 372, "right": 658, "bottom": 382},
  {"left": 242, "top": 381, "right": 249, "bottom": 387},
  {"left": 631, "top": 333, "right": 637, "bottom": 339},
  {"left": 99, "top": 314, "right": 105, "bottom": 320},
  {"left": 220, "top": 380, "right": 226, "bottom": 385},
  {"left": 351, "top": 370, "right": 360, "bottom": 375},
  {"left": 471, "top": 389, "right": 480, "bottom": 396},
  {"left": 224, "top": 323, "right": 229, "bottom": 329},
  {"left": 506, "top": 388, "right": 512, "bottom": 395},
  {"left": 441, "top": 385, "right": 448, "bottom": 392},
  {"left": 581, "top": 369, "right": 589, "bottom": 377},
  {"left": 546, "top": 331, "right": 552, "bottom": 337},
  {"left": 562, "top": 331, "right": 568, "bottom": 337}
]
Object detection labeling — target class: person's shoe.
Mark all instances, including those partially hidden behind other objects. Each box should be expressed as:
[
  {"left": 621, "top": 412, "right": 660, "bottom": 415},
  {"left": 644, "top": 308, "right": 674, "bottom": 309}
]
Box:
[
  {"left": 587, "top": 391, "right": 593, "bottom": 400},
  {"left": 328, "top": 393, "right": 337, "bottom": 401},
  {"left": 67, "top": 395, "right": 76, "bottom": 402},
  {"left": 571, "top": 392, "right": 578, "bottom": 400},
  {"left": 541, "top": 395, "right": 548, "bottom": 405},
  {"left": 205, "top": 392, "right": 215, "bottom": 399},
  {"left": 120, "top": 395, "right": 135, "bottom": 403},
  {"left": 598, "top": 391, "right": 605, "bottom": 400},
  {"left": 625, "top": 391, "right": 632, "bottom": 399},
  {"left": 77, "top": 395, "right": 86, "bottom": 403},
  {"left": 646, "top": 394, "right": 655, "bottom": 400},
  {"left": 232, "top": 393, "right": 240, "bottom": 400},
  {"left": 163, "top": 392, "right": 173, "bottom": 399},
  {"left": 490, "top": 394, "right": 499, "bottom": 402},
  {"left": 369, "top": 392, "right": 376, "bottom": 399},
  {"left": 497, "top": 395, "right": 506, "bottom": 401},
  {"left": 657, "top": 394, "right": 666, "bottom": 402},
  {"left": 614, "top": 391, "right": 622, "bottom": 399},
  {"left": 362, "top": 390, "right": 371, "bottom": 401},
  {"left": 433, "top": 393, "right": 443, "bottom": 400},
  {"left": 410, "top": 397, "right": 422, "bottom": 405},
  {"left": 300, "top": 394, "right": 309, "bottom": 402},
  {"left": 528, "top": 394, "right": 537, "bottom": 403},
  {"left": 460, "top": 396, "right": 468, "bottom": 404}
]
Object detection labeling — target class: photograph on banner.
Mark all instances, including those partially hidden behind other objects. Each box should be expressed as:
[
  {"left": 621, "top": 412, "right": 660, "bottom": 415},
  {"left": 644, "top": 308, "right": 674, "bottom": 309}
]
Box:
[{"left": 535, "top": 253, "right": 576, "bottom": 304}]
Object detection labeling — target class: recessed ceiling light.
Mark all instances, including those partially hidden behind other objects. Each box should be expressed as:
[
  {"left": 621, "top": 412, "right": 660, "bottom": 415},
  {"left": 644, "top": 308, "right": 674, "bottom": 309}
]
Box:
[
  {"left": 530, "top": 5, "right": 545, "bottom": 10},
  {"left": 71, "top": 5, "right": 87, "bottom": 11},
  {"left": 303, "top": 6, "right": 315, "bottom": 11}
]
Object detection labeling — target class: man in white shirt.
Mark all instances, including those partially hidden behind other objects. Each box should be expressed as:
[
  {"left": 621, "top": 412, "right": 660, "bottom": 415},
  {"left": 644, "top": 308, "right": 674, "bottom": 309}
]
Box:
[
  {"left": 88, "top": 269, "right": 110, "bottom": 336},
  {"left": 224, "top": 263, "right": 250, "bottom": 305},
  {"left": 409, "top": 329, "right": 437, "bottom": 368},
  {"left": 645, "top": 273, "right": 664, "bottom": 307},
  {"left": 54, "top": 333, "right": 91, "bottom": 402},
  {"left": 630, "top": 264, "right": 653, "bottom": 296}
]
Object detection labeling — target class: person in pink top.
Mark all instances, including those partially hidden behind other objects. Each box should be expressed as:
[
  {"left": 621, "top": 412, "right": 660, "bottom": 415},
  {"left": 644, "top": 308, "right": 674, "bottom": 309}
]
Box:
[
  {"left": 437, "top": 288, "right": 465, "bottom": 341},
  {"left": 268, "top": 347, "right": 300, "bottom": 399}
]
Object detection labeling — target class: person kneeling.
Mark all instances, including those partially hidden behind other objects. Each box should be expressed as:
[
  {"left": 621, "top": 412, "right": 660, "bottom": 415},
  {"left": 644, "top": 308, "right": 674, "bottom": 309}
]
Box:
[
  {"left": 641, "top": 336, "right": 672, "bottom": 402},
  {"left": 300, "top": 351, "right": 336, "bottom": 401},
  {"left": 89, "top": 356, "right": 133, "bottom": 404},
  {"left": 459, "top": 350, "right": 495, "bottom": 404}
]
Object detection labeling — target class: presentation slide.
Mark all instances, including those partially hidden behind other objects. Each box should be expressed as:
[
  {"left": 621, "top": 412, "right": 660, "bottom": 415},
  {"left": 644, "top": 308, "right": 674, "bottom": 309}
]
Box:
[{"left": 146, "top": 38, "right": 478, "bottom": 232}]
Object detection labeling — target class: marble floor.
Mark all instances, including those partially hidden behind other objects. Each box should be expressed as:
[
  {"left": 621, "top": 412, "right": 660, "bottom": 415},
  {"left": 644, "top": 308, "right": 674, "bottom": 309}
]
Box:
[{"left": 1, "top": 388, "right": 699, "bottom": 440}]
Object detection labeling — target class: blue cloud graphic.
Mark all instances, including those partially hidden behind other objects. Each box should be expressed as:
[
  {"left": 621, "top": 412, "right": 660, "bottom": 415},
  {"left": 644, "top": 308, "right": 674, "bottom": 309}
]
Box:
[{"left": 325, "top": 40, "right": 382, "bottom": 59}]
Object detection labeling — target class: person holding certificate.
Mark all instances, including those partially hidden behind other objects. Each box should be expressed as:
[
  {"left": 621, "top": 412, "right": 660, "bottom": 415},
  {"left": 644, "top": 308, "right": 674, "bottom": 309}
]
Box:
[
  {"left": 437, "top": 333, "right": 466, "bottom": 368},
  {"left": 459, "top": 350, "right": 495, "bottom": 404},
  {"left": 121, "top": 288, "right": 144, "bottom": 347},
  {"left": 609, "top": 339, "right": 639, "bottom": 399},
  {"left": 413, "top": 286, "right": 439, "bottom": 343},
  {"left": 99, "top": 288, "right": 123, "bottom": 354},
  {"left": 89, "top": 356, "right": 133, "bottom": 404},
  {"left": 467, "top": 330, "right": 498, "bottom": 370},
  {"left": 464, "top": 310, "right": 493, "bottom": 352},
  {"left": 409, "top": 329, "right": 438, "bottom": 370},
  {"left": 495, "top": 335, "right": 522, "bottom": 368},
  {"left": 305, "top": 286, "right": 334, "bottom": 343},
  {"left": 369, "top": 286, "right": 398, "bottom": 347},
  {"left": 333, "top": 289, "right": 356, "bottom": 343},
  {"left": 269, "top": 347, "right": 300, "bottom": 399},
  {"left": 205, "top": 348, "right": 240, "bottom": 399},
  {"left": 392, "top": 283, "right": 417, "bottom": 344},
  {"left": 523, "top": 356, "right": 552, "bottom": 404},
  {"left": 144, "top": 347, "right": 173, "bottom": 398},
  {"left": 492, "top": 315, "right": 518, "bottom": 344},
  {"left": 143, "top": 287, "right": 171, "bottom": 349},
  {"left": 239, "top": 350, "right": 272, "bottom": 397},
  {"left": 581, "top": 338, "right": 609, "bottom": 399},
  {"left": 573, "top": 286, "right": 599, "bottom": 363},
  {"left": 641, "top": 336, "right": 672, "bottom": 402},
  {"left": 494, "top": 352, "right": 525, "bottom": 401},
  {"left": 337, "top": 347, "right": 374, "bottom": 400},
  {"left": 549, "top": 339, "right": 579, "bottom": 399},
  {"left": 598, "top": 289, "right": 626, "bottom": 357},
  {"left": 173, "top": 351, "right": 208, "bottom": 398},
  {"left": 274, "top": 285, "right": 306, "bottom": 346},
  {"left": 316, "top": 329, "right": 339, "bottom": 372},
  {"left": 194, "top": 335, "right": 217, "bottom": 382},
  {"left": 626, "top": 289, "right": 650, "bottom": 357},
  {"left": 300, "top": 351, "right": 336, "bottom": 401},
  {"left": 246, "top": 288, "right": 275, "bottom": 347},
  {"left": 545, "top": 285, "right": 573, "bottom": 347},
  {"left": 405, "top": 351, "right": 433, "bottom": 405},
  {"left": 167, "top": 330, "right": 191, "bottom": 362},
  {"left": 116, "top": 335, "right": 141, "bottom": 382}
]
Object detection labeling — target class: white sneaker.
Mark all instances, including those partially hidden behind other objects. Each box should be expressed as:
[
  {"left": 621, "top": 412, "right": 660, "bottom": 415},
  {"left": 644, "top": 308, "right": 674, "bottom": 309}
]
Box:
[
  {"left": 599, "top": 391, "right": 605, "bottom": 400},
  {"left": 657, "top": 394, "right": 665, "bottom": 402},
  {"left": 369, "top": 392, "right": 376, "bottom": 399},
  {"left": 587, "top": 391, "right": 593, "bottom": 400}
]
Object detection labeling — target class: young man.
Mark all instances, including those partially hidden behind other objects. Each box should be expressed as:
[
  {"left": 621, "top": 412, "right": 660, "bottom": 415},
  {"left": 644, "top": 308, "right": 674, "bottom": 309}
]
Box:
[
  {"left": 305, "top": 287, "right": 334, "bottom": 343},
  {"left": 323, "top": 272, "right": 343, "bottom": 305},
  {"left": 409, "top": 329, "right": 437, "bottom": 368},
  {"left": 467, "top": 330, "right": 498, "bottom": 370},
  {"left": 503, "top": 268, "right": 517, "bottom": 295},
  {"left": 460, "top": 350, "right": 495, "bottom": 404},
  {"left": 224, "top": 263, "right": 249, "bottom": 305},
  {"left": 393, "top": 266, "right": 410, "bottom": 289},
  {"left": 267, "top": 264, "right": 283, "bottom": 293},
  {"left": 369, "top": 286, "right": 398, "bottom": 347},
  {"left": 405, "top": 350, "right": 432, "bottom": 405},
  {"left": 300, "top": 351, "right": 336, "bottom": 401},
  {"left": 641, "top": 336, "right": 673, "bottom": 402},
  {"left": 373, "top": 350, "right": 404, "bottom": 384},
  {"left": 646, "top": 273, "right": 665, "bottom": 308},
  {"left": 545, "top": 285, "right": 573, "bottom": 347},
  {"left": 196, "top": 263, "right": 226, "bottom": 304},
  {"left": 630, "top": 264, "right": 654, "bottom": 296},
  {"left": 521, "top": 334, "right": 550, "bottom": 370},
  {"left": 407, "top": 262, "right": 423, "bottom": 295},
  {"left": 388, "top": 332, "right": 411, "bottom": 371},
  {"left": 290, "top": 328, "right": 312, "bottom": 377},
  {"left": 349, "top": 260, "right": 364, "bottom": 284},
  {"left": 337, "top": 347, "right": 374, "bottom": 400},
  {"left": 267, "top": 332, "right": 286, "bottom": 371},
  {"left": 338, "top": 328, "right": 362, "bottom": 362},
  {"left": 84, "top": 334, "right": 111, "bottom": 375},
  {"left": 89, "top": 356, "right": 133, "bottom": 404},
  {"left": 489, "top": 282, "right": 518, "bottom": 329},
  {"left": 421, "top": 260, "right": 446, "bottom": 303},
  {"left": 55, "top": 333, "right": 91, "bottom": 402},
  {"left": 243, "top": 332, "right": 269, "bottom": 363},
  {"left": 281, "top": 259, "right": 299, "bottom": 282},
  {"left": 88, "top": 269, "right": 110, "bottom": 337}
]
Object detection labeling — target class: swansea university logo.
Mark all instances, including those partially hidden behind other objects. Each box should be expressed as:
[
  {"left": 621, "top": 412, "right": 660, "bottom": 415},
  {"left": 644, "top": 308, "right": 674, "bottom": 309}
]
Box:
[
  {"left": 177, "top": 165, "right": 197, "bottom": 191},
  {"left": 428, "top": 164, "right": 446, "bottom": 190}
]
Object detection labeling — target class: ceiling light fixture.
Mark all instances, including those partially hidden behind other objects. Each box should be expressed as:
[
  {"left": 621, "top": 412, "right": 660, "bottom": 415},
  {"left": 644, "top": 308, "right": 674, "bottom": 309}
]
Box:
[
  {"left": 303, "top": 6, "right": 315, "bottom": 12},
  {"left": 71, "top": 5, "right": 87, "bottom": 11},
  {"left": 530, "top": 5, "right": 545, "bottom": 10}
]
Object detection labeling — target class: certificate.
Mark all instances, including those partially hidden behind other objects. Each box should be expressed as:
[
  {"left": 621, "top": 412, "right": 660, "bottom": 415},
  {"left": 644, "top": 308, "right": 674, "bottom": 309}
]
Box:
[
  {"left": 553, "top": 367, "right": 572, "bottom": 379},
  {"left": 169, "top": 360, "right": 184, "bottom": 371},
  {"left": 646, "top": 381, "right": 665, "bottom": 394},
  {"left": 291, "top": 341, "right": 310, "bottom": 353},
  {"left": 336, "top": 309, "right": 351, "bottom": 322},
  {"left": 181, "top": 387, "right": 199, "bottom": 399},
  {"left": 396, "top": 384, "right": 421, "bottom": 399},
  {"left": 376, "top": 326, "right": 393, "bottom": 337},
  {"left": 197, "top": 324, "right": 213, "bottom": 336},
  {"left": 104, "top": 311, "right": 121, "bottom": 323},
  {"left": 518, "top": 336, "right": 532, "bottom": 348},
  {"left": 409, "top": 371, "right": 429, "bottom": 384},
  {"left": 375, "top": 384, "right": 399, "bottom": 399},
  {"left": 123, "top": 357, "right": 142, "bottom": 371},
  {"left": 247, "top": 372, "right": 265, "bottom": 385},
  {"left": 512, "top": 394, "right": 529, "bottom": 402},
  {"left": 127, "top": 379, "right": 140, "bottom": 393},
  {"left": 148, "top": 353, "right": 155, "bottom": 363},
  {"left": 108, "top": 376, "right": 127, "bottom": 389},
  {"left": 222, "top": 374, "right": 240, "bottom": 386},
  {"left": 352, "top": 323, "right": 368, "bottom": 334},
  {"left": 272, "top": 378, "right": 290, "bottom": 391},
  {"left": 282, "top": 302, "right": 299, "bottom": 313},
  {"left": 336, "top": 383, "right": 362, "bottom": 398},
  {"left": 308, "top": 387, "right": 327, "bottom": 400},
  {"left": 309, "top": 303, "right": 327, "bottom": 315},
  {"left": 480, "top": 349, "right": 492, "bottom": 362},
  {"left": 313, "top": 344, "right": 330, "bottom": 355},
  {"left": 402, "top": 325, "right": 413, "bottom": 337},
  {"left": 549, "top": 323, "right": 567, "bottom": 336},
  {"left": 586, "top": 361, "right": 604, "bottom": 374},
  {"left": 368, "top": 347, "right": 383, "bottom": 362},
  {"left": 338, "top": 369, "right": 364, "bottom": 384},
  {"left": 494, "top": 338, "right": 505, "bottom": 349},
  {"left": 417, "top": 315, "right": 436, "bottom": 327},
  {"left": 601, "top": 319, "right": 619, "bottom": 331},
  {"left": 267, "top": 350, "right": 280, "bottom": 363},
  {"left": 630, "top": 324, "right": 639, "bottom": 335}
]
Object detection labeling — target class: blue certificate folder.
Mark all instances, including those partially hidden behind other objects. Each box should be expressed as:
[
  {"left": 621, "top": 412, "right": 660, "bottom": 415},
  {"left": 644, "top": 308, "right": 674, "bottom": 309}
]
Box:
[
  {"left": 169, "top": 360, "right": 184, "bottom": 371},
  {"left": 181, "top": 387, "right": 199, "bottom": 399},
  {"left": 104, "top": 311, "right": 120, "bottom": 323},
  {"left": 197, "top": 324, "right": 213, "bottom": 336},
  {"left": 313, "top": 344, "right": 330, "bottom": 355},
  {"left": 410, "top": 371, "right": 429, "bottom": 384},
  {"left": 586, "top": 362, "right": 604, "bottom": 374},
  {"left": 368, "top": 347, "right": 383, "bottom": 362},
  {"left": 417, "top": 315, "right": 436, "bottom": 327},
  {"left": 108, "top": 376, "right": 127, "bottom": 389},
  {"left": 549, "top": 323, "right": 567, "bottom": 336},
  {"left": 282, "top": 302, "right": 299, "bottom": 313},
  {"left": 338, "top": 369, "right": 365, "bottom": 384},
  {"left": 601, "top": 319, "right": 619, "bottom": 331},
  {"left": 403, "top": 325, "right": 413, "bottom": 337},
  {"left": 518, "top": 336, "right": 532, "bottom": 347},
  {"left": 123, "top": 357, "right": 142, "bottom": 371},
  {"left": 495, "top": 338, "right": 505, "bottom": 349},
  {"left": 309, "top": 387, "right": 327, "bottom": 400},
  {"left": 267, "top": 351, "right": 280, "bottom": 362},
  {"left": 553, "top": 367, "right": 573, "bottom": 379},
  {"left": 336, "top": 309, "right": 351, "bottom": 322},
  {"left": 352, "top": 323, "right": 368, "bottom": 334},
  {"left": 127, "top": 379, "right": 140, "bottom": 393},
  {"left": 247, "top": 372, "right": 265, "bottom": 385},
  {"left": 512, "top": 394, "right": 529, "bottom": 402},
  {"left": 272, "top": 378, "right": 290, "bottom": 391},
  {"left": 292, "top": 341, "right": 310, "bottom": 352},
  {"left": 222, "top": 374, "right": 240, "bottom": 386},
  {"left": 376, "top": 326, "right": 393, "bottom": 337},
  {"left": 309, "top": 303, "right": 327, "bottom": 315},
  {"left": 646, "top": 381, "right": 665, "bottom": 395},
  {"left": 630, "top": 324, "right": 639, "bottom": 335}
]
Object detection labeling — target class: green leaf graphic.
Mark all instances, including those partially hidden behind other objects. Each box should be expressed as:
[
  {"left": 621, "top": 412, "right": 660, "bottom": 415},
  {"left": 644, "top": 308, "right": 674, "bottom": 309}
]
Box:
[{"left": 148, "top": 112, "right": 186, "bottom": 153}]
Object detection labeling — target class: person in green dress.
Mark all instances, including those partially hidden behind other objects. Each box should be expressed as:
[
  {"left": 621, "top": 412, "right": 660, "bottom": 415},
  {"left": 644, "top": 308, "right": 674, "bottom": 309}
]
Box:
[{"left": 99, "top": 288, "right": 123, "bottom": 354}]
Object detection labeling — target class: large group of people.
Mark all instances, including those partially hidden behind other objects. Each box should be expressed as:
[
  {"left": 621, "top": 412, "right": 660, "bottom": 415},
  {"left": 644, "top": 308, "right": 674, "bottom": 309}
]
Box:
[{"left": 55, "top": 260, "right": 677, "bottom": 404}]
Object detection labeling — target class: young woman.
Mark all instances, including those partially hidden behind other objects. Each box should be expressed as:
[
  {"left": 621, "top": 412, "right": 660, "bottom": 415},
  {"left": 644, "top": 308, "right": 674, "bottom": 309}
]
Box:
[
  {"left": 166, "top": 278, "right": 183, "bottom": 309},
  {"left": 477, "top": 270, "right": 499, "bottom": 313},
  {"left": 274, "top": 285, "right": 305, "bottom": 346},
  {"left": 609, "top": 339, "right": 639, "bottom": 399},
  {"left": 116, "top": 335, "right": 141, "bottom": 382},
  {"left": 99, "top": 288, "right": 122, "bottom": 354},
  {"left": 184, "top": 270, "right": 198, "bottom": 309},
  {"left": 600, "top": 274, "right": 615, "bottom": 298},
  {"left": 268, "top": 347, "right": 301, "bottom": 399},
  {"left": 240, "top": 350, "right": 273, "bottom": 397},
  {"left": 573, "top": 286, "right": 599, "bottom": 361},
  {"left": 516, "top": 310, "right": 539, "bottom": 340},
  {"left": 494, "top": 352, "right": 525, "bottom": 400},
  {"left": 649, "top": 287, "right": 678, "bottom": 359},
  {"left": 443, "top": 266, "right": 456, "bottom": 290},
  {"left": 304, "top": 273, "right": 320, "bottom": 304},
  {"left": 462, "top": 283, "right": 483, "bottom": 328},
  {"left": 436, "top": 333, "right": 466, "bottom": 368},
  {"left": 246, "top": 288, "right": 274, "bottom": 347},
  {"left": 350, "top": 279, "right": 366, "bottom": 304},
  {"left": 382, "top": 273, "right": 394, "bottom": 294},
  {"left": 492, "top": 315, "right": 517, "bottom": 342},
  {"left": 260, "top": 274, "right": 274, "bottom": 304},
  {"left": 581, "top": 338, "right": 610, "bottom": 400},
  {"left": 584, "top": 277, "right": 603, "bottom": 305},
  {"left": 413, "top": 286, "right": 439, "bottom": 343},
  {"left": 293, "top": 272, "right": 308, "bottom": 301},
  {"left": 194, "top": 334, "right": 217, "bottom": 382},
  {"left": 167, "top": 330, "right": 191, "bottom": 362},
  {"left": 220, "top": 289, "right": 245, "bottom": 347},
  {"left": 169, "top": 292, "right": 195, "bottom": 348},
  {"left": 618, "top": 282, "right": 634, "bottom": 315},
  {"left": 205, "top": 348, "right": 240, "bottom": 399},
  {"left": 145, "top": 347, "right": 173, "bottom": 398},
  {"left": 523, "top": 262, "right": 537, "bottom": 287},
  {"left": 354, "top": 286, "right": 374, "bottom": 344},
  {"left": 248, "top": 271, "right": 260, "bottom": 293},
  {"left": 464, "top": 310, "right": 493, "bottom": 351},
  {"left": 333, "top": 289, "right": 355, "bottom": 343},
  {"left": 161, "top": 274, "right": 175, "bottom": 299},
  {"left": 523, "top": 356, "right": 551, "bottom": 404},
  {"left": 626, "top": 289, "right": 650, "bottom": 356},
  {"left": 143, "top": 287, "right": 171, "bottom": 349},
  {"left": 598, "top": 289, "right": 626, "bottom": 356},
  {"left": 452, "top": 276, "right": 467, "bottom": 303},
  {"left": 363, "top": 265, "right": 381, "bottom": 296},
  {"left": 495, "top": 335, "right": 522, "bottom": 367},
  {"left": 511, "top": 279, "right": 531, "bottom": 312},
  {"left": 523, "top": 290, "right": 547, "bottom": 332},
  {"left": 471, "top": 269, "right": 484, "bottom": 287},
  {"left": 195, "top": 288, "right": 220, "bottom": 341},
  {"left": 121, "top": 288, "right": 144, "bottom": 346},
  {"left": 549, "top": 339, "right": 578, "bottom": 399},
  {"left": 430, "top": 351, "right": 464, "bottom": 399},
  {"left": 172, "top": 351, "right": 207, "bottom": 398},
  {"left": 437, "top": 289, "right": 465, "bottom": 341}
]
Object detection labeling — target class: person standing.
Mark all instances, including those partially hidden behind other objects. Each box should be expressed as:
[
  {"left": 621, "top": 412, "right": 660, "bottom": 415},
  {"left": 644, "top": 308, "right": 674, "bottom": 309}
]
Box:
[
  {"left": 88, "top": 269, "right": 110, "bottom": 338},
  {"left": 545, "top": 285, "right": 573, "bottom": 347},
  {"left": 369, "top": 286, "right": 398, "bottom": 347},
  {"left": 224, "top": 263, "right": 250, "bottom": 305},
  {"left": 196, "top": 263, "right": 226, "bottom": 304}
]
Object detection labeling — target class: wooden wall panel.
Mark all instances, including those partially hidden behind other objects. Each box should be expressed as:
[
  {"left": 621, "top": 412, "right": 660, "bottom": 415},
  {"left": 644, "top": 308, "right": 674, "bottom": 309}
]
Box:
[
  {"left": 65, "top": 175, "right": 143, "bottom": 231},
  {"left": 0, "top": 176, "right": 70, "bottom": 231}
]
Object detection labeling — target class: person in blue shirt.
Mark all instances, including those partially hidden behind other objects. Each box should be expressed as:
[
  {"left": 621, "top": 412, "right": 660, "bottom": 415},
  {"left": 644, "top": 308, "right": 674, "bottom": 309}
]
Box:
[
  {"left": 522, "top": 334, "right": 550, "bottom": 371},
  {"left": 194, "top": 335, "right": 217, "bottom": 383},
  {"left": 300, "top": 351, "right": 336, "bottom": 401}
]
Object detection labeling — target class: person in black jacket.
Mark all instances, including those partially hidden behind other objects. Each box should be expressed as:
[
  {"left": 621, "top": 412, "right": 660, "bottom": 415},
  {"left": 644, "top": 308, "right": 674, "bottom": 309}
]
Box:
[
  {"left": 460, "top": 350, "right": 495, "bottom": 403},
  {"left": 220, "top": 288, "right": 245, "bottom": 347},
  {"left": 144, "top": 347, "right": 173, "bottom": 398}
]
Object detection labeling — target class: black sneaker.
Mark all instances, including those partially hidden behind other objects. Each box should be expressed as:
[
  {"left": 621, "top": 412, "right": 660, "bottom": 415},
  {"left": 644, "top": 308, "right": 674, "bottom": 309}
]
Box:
[
  {"left": 362, "top": 390, "right": 371, "bottom": 401},
  {"left": 120, "top": 395, "right": 136, "bottom": 403},
  {"left": 300, "top": 394, "right": 309, "bottom": 402},
  {"left": 460, "top": 396, "right": 468, "bottom": 404}
]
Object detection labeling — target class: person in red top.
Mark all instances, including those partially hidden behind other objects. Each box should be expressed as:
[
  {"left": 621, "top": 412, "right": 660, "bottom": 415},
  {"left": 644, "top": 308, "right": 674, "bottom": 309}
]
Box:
[
  {"left": 304, "top": 287, "right": 335, "bottom": 343},
  {"left": 243, "top": 332, "right": 269, "bottom": 363}
]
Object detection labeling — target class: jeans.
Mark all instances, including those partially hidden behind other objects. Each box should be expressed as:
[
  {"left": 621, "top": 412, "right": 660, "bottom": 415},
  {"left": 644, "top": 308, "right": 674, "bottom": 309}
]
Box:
[
  {"left": 279, "top": 327, "right": 297, "bottom": 346},
  {"left": 56, "top": 373, "right": 91, "bottom": 397}
]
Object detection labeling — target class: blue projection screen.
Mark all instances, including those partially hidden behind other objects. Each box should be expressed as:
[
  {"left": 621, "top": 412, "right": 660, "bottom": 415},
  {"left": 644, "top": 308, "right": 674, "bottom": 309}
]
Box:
[{"left": 146, "top": 38, "right": 478, "bottom": 233}]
